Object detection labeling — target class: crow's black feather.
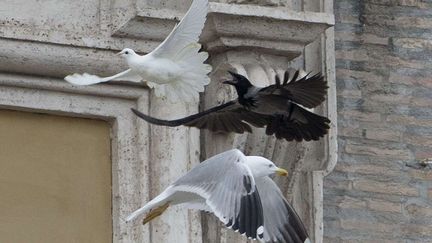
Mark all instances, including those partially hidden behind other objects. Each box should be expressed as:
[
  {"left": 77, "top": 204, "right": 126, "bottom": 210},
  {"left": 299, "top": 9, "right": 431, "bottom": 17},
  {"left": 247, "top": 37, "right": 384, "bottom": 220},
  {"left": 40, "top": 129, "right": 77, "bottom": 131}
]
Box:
[{"left": 132, "top": 69, "right": 331, "bottom": 142}]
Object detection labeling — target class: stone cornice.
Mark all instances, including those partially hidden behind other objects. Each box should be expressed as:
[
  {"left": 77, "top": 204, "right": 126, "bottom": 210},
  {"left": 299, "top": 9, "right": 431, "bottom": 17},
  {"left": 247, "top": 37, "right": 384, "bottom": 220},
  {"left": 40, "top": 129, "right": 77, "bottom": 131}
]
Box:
[
  {"left": 0, "top": 2, "right": 333, "bottom": 78},
  {"left": 116, "top": 3, "right": 334, "bottom": 56}
]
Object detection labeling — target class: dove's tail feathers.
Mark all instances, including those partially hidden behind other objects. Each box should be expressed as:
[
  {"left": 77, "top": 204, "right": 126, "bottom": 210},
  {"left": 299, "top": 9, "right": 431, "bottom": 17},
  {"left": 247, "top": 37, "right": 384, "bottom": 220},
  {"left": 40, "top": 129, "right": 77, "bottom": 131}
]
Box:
[
  {"left": 65, "top": 73, "right": 106, "bottom": 85},
  {"left": 149, "top": 43, "right": 212, "bottom": 103},
  {"left": 64, "top": 69, "right": 142, "bottom": 86}
]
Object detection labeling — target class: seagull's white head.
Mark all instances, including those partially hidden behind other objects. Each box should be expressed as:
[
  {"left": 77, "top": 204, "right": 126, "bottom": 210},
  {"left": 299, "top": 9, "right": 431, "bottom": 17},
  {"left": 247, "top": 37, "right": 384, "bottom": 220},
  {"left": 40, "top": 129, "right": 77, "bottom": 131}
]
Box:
[
  {"left": 246, "top": 156, "right": 288, "bottom": 178},
  {"left": 117, "top": 48, "right": 137, "bottom": 59}
]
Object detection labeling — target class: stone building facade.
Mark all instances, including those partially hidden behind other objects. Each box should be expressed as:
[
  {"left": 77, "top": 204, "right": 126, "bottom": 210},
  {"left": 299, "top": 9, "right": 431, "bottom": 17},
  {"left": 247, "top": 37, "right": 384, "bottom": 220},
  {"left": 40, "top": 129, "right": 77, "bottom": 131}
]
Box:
[
  {"left": 324, "top": 0, "right": 432, "bottom": 242},
  {"left": 2, "top": 0, "right": 430, "bottom": 242},
  {"left": 0, "top": 0, "right": 336, "bottom": 242}
]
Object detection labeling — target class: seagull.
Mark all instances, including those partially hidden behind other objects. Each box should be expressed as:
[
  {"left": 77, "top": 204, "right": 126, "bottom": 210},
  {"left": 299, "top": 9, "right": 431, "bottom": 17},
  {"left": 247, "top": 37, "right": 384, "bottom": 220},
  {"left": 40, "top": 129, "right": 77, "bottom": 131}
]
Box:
[
  {"left": 131, "top": 70, "right": 331, "bottom": 141},
  {"left": 64, "top": 0, "right": 212, "bottom": 103},
  {"left": 126, "top": 149, "right": 310, "bottom": 243}
]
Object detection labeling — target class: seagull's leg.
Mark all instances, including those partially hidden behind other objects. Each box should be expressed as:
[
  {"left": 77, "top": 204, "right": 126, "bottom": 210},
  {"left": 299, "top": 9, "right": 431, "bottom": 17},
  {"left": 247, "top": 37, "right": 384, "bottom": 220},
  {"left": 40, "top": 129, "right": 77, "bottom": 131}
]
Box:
[{"left": 142, "top": 202, "right": 170, "bottom": 225}]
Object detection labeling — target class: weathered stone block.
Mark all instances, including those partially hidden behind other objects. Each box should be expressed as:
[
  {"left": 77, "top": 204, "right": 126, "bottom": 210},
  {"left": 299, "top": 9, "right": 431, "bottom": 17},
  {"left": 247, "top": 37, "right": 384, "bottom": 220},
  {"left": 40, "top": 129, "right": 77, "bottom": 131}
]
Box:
[
  {"left": 345, "top": 144, "right": 412, "bottom": 160},
  {"left": 405, "top": 203, "right": 432, "bottom": 217},
  {"left": 340, "top": 110, "right": 381, "bottom": 122},
  {"left": 335, "top": 163, "right": 401, "bottom": 177},
  {"left": 389, "top": 73, "right": 432, "bottom": 88},
  {"left": 339, "top": 219, "right": 397, "bottom": 233},
  {"left": 352, "top": 180, "right": 419, "bottom": 196},
  {"left": 364, "top": 128, "right": 402, "bottom": 142},
  {"left": 367, "top": 199, "right": 402, "bottom": 213},
  {"left": 224, "top": 0, "right": 280, "bottom": 6},
  {"left": 387, "top": 115, "right": 432, "bottom": 127}
]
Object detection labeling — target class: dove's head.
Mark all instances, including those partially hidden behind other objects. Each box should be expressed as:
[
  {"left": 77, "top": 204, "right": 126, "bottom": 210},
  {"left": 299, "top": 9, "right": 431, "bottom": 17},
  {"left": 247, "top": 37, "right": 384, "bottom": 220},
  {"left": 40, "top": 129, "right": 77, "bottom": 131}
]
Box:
[{"left": 117, "top": 48, "right": 137, "bottom": 59}]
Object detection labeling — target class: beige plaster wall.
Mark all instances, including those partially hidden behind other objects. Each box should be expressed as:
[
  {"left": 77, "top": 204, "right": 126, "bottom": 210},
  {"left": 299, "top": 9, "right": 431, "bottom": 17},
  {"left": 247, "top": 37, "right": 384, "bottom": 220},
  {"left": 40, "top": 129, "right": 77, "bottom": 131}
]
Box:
[{"left": 0, "top": 110, "right": 112, "bottom": 243}]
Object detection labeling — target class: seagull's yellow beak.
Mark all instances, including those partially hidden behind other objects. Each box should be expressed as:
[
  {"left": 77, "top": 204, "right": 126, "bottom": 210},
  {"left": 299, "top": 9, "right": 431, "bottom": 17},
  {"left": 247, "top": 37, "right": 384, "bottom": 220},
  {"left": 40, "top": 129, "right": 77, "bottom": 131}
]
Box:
[{"left": 275, "top": 167, "right": 288, "bottom": 176}]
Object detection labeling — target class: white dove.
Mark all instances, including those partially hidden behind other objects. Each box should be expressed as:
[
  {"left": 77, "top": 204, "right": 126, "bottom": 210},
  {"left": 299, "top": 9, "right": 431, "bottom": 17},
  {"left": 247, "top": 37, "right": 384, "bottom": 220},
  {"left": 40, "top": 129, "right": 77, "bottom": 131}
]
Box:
[{"left": 65, "top": 0, "right": 211, "bottom": 103}]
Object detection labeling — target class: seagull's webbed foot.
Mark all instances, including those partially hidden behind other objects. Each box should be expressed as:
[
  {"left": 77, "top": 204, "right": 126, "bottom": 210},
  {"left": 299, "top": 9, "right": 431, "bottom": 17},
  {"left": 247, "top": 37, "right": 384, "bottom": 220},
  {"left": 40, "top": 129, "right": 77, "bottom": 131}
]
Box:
[{"left": 143, "top": 202, "right": 170, "bottom": 225}]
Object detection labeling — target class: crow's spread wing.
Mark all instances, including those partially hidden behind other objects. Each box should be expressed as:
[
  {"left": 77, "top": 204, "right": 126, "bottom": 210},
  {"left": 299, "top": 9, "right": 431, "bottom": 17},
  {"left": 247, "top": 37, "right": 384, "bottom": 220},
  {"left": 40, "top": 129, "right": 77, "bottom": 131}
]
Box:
[
  {"left": 265, "top": 103, "right": 331, "bottom": 142},
  {"left": 261, "top": 70, "right": 328, "bottom": 108},
  {"left": 132, "top": 101, "right": 269, "bottom": 134},
  {"left": 132, "top": 101, "right": 330, "bottom": 141}
]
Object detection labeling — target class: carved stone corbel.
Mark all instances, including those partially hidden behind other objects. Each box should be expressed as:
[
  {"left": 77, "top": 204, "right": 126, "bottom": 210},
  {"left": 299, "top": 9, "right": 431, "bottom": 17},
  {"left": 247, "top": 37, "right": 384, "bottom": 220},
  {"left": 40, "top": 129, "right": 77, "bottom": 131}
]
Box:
[
  {"left": 200, "top": 11, "right": 336, "bottom": 240},
  {"left": 200, "top": 51, "right": 325, "bottom": 242}
]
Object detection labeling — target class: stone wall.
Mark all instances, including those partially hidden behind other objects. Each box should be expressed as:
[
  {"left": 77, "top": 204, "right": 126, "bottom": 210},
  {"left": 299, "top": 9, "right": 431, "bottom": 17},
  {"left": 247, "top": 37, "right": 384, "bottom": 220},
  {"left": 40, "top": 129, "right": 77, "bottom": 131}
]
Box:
[{"left": 324, "top": 0, "right": 432, "bottom": 242}]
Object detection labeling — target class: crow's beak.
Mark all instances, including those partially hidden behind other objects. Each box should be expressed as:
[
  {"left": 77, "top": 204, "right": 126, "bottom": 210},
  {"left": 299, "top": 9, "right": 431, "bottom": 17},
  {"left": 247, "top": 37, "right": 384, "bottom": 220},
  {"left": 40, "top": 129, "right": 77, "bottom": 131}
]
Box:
[
  {"left": 223, "top": 80, "right": 236, "bottom": 85},
  {"left": 228, "top": 70, "right": 247, "bottom": 82},
  {"left": 228, "top": 71, "right": 239, "bottom": 79},
  {"left": 225, "top": 71, "right": 241, "bottom": 85}
]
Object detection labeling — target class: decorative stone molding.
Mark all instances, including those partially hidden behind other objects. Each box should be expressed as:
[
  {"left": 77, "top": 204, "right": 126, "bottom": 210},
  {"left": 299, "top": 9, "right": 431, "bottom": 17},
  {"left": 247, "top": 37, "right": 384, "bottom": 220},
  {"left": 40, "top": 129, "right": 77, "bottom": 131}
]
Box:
[
  {"left": 0, "top": 1, "right": 333, "bottom": 79},
  {"left": 0, "top": 73, "right": 202, "bottom": 243},
  {"left": 201, "top": 45, "right": 337, "bottom": 242},
  {"left": 0, "top": 74, "right": 149, "bottom": 242},
  {"left": 221, "top": 0, "right": 282, "bottom": 6},
  {"left": 113, "top": 2, "right": 334, "bottom": 58}
]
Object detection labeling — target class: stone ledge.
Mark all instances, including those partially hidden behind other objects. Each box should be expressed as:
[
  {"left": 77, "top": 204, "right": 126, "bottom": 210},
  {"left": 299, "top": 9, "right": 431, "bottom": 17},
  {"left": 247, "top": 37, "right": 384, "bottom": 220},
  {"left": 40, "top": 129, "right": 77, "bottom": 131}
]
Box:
[
  {"left": 0, "top": 2, "right": 333, "bottom": 81},
  {"left": 116, "top": 2, "right": 334, "bottom": 56}
]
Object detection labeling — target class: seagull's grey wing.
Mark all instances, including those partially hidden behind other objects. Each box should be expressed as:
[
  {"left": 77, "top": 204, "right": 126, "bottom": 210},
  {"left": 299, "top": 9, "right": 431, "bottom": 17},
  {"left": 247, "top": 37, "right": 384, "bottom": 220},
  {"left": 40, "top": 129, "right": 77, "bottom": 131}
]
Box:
[
  {"left": 150, "top": 0, "right": 208, "bottom": 58},
  {"left": 132, "top": 101, "right": 269, "bottom": 134},
  {"left": 255, "top": 177, "right": 310, "bottom": 243},
  {"left": 172, "top": 149, "right": 265, "bottom": 240},
  {"left": 65, "top": 69, "right": 141, "bottom": 85}
]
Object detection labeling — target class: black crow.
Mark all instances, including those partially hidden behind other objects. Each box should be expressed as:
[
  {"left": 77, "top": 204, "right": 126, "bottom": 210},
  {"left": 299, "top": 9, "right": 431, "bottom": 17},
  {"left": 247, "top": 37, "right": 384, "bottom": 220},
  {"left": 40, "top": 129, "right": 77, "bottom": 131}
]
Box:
[{"left": 132, "top": 70, "right": 331, "bottom": 141}]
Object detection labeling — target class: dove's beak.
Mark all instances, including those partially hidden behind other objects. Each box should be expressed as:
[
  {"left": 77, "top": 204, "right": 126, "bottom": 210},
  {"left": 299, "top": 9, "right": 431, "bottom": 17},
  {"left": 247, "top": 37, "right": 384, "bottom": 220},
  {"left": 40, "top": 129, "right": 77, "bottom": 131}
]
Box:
[
  {"left": 275, "top": 167, "right": 288, "bottom": 177},
  {"left": 116, "top": 51, "right": 122, "bottom": 56}
]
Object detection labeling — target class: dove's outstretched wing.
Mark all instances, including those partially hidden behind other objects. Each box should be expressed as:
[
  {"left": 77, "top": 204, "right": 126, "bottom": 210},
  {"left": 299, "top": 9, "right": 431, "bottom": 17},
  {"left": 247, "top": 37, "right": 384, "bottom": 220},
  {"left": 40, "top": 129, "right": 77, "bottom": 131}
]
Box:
[
  {"left": 150, "top": 0, "right": 208, "bottom": 58},
  {"left": 145, "top": 0, "right": 211, "bottom": 102},
  {"left": 65, "top": 69, "right": 141, "bottom": 86}
]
